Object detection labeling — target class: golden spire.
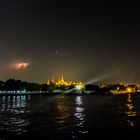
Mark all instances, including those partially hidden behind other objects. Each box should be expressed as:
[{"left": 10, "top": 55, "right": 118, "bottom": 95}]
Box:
[
  {"left": 58, "top": 77, "right": 60, "bottom": 83},
  {"left": 61, "top": 75, "right": 64, "bottom": 83},
  {"left": 47, "top": 79, "right": 50, "bottom": 85},
  {"left": 51, "top": 76, "right": 54, "bottom": 82}
]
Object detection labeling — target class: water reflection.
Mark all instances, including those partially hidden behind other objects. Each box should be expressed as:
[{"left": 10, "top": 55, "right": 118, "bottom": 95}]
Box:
[
  {"left": 0, "top": 95, "right": 30, "bottom": 114},
  {"left": 125, "top": 94, "right": 137, "bottom": 127},
  {"left": 73, "top": 96, "right": 88, "bottom": 137},
  {"left": 0, "top": 95, "right": 31, "bottom": 136},
  {"left": 56, "top": 96, "right": 71, "bottom": 127}
]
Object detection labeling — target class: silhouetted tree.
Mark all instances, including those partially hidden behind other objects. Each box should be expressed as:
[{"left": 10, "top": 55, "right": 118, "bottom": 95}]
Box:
[
  {"left": 68, "top": 85, "right": 75, "bottom": 90},
  {"left": 59, "top": 85, "right": 67, "bottom": 91},
  {"left": 47, "top": 82, "right": 57, "bottom": 92},
  {"left": 4, "top": 79, "right": 17, "bottom": 91},
  {"left": 0, "top": 80, "right": 4, "bottom": 91},
  {"left": 85, "top": 84, "right": 100, "bottom": 92},
  {"left": 41, "top": 84, "right": 49, "bottom": 92}
]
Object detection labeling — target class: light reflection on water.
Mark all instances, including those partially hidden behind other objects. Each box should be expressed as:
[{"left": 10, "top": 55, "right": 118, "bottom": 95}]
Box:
[
  {"left": 125, "top": 94, "right": 137, "bottom": 127},
  {"left": 0, "top": 94, "right": 140, "bottom": 139},
  {"left": 74, "top": 96, "right": 85, "bottom": 127},
  {"left": 56, "top": 96, "right": 88, "bottom": 139},
  {"left": 56, "top": 96, "right": 70, "bottom": 124},
  {"left": 72, "top": 96, "right": 88, "bottom": 138},
  {"left": 1, "top": 95, "right": 30, "bottom": 114},
  {"left": 0, "top": 95, "right": 30, "bottom": 136}
]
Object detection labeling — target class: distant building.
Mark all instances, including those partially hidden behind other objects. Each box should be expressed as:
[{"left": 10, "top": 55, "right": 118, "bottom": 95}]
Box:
[{"left": 47, "top": 75, "right": 84, "bottom": 87}]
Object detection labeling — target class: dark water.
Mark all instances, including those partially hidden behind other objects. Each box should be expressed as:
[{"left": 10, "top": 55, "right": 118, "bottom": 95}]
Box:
[{"left": 0, "top": 94, "right": 140, "bottom": 139}]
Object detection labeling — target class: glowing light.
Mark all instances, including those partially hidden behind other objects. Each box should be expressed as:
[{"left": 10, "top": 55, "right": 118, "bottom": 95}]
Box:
[
  {"left": 126, "top": 87, "right": 132, "bottom": 93},
  {"left": 84, "top": 72, "right": 116, "bottom": 85},
  {"left": 126, "top": 94, "right": 137, "bottom": 125},
  {"left": 10, "top": 61, "right": 30, "bottom": 70},
  {"left": 47, "top": 76, "right": 83, "bottom": 87},
  {"left": 75, "top": 85, "right": 83, "bottom": 90},
  {"left": 15, "top": 63, "right": 29, "bottom": 69}
]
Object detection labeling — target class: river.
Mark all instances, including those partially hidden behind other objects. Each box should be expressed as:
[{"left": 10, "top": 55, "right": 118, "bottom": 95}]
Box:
[{"left": 0, "top": 94, "right": 140, "bottom": 139}]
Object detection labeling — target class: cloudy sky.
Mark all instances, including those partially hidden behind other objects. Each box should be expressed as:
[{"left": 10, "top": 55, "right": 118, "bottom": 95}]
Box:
[{"left": 0, "top": 0, "right": 140, "bottom": 84}]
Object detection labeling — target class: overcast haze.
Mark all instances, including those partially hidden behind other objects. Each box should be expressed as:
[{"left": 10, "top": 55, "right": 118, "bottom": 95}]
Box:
[{"left": 0, "top": 0, "right": 140, "bottom": 84}]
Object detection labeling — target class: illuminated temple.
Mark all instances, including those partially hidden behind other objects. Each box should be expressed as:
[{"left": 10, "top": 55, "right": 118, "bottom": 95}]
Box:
[{"left": 47, "top": 76, "right": 84, "bottom": 87}]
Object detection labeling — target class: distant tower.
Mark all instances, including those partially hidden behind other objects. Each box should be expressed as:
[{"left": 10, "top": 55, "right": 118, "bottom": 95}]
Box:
[
  {"left": 47, "top": 76, "right": 55, "bottom": 85},
  {"left": 51, "top": 76, "right": 55, "bottom": 82},
  {"left": 58, "top": 77, "right": 61, "bottom": 83},
  {"left": 61, "top": 75, "right": 64, "bottom": 83},
  {"left": 47, "top": 79, "right": 50, "bottom": 85}
]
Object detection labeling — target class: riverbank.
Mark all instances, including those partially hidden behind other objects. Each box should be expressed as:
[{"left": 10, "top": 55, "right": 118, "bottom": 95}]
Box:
[
  {"left": 0, "top": 91, "right": 139, "bottom": 96},
  {"left": 0, "top": 92, "right": 108, "bottom": 96}
]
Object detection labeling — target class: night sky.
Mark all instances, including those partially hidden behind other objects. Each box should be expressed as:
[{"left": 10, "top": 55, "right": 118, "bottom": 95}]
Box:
[{"left": 0, "top": 0, "right": 140, "bottom": 84}]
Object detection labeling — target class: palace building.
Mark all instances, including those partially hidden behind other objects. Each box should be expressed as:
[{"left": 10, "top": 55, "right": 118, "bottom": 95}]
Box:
[{"left": 47, "top": 76, "right": 84, "bottom": 87}]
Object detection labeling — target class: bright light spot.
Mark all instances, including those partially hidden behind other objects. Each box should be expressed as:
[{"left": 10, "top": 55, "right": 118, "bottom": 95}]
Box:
[
  {"left": 55, "top": 51, "right": 59, "bottom": 54},
  {"left": 126, "top": 87, "right": 132, "bottom": 93},
  {"left": 75, "top": 85, "right": 82, "bottom": 90},
  {"left": 15, "top": 62, "right": 29, "bottom": 69},
  {"left": 9, "top": 60, "right": 31, "bottom": 70}
]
